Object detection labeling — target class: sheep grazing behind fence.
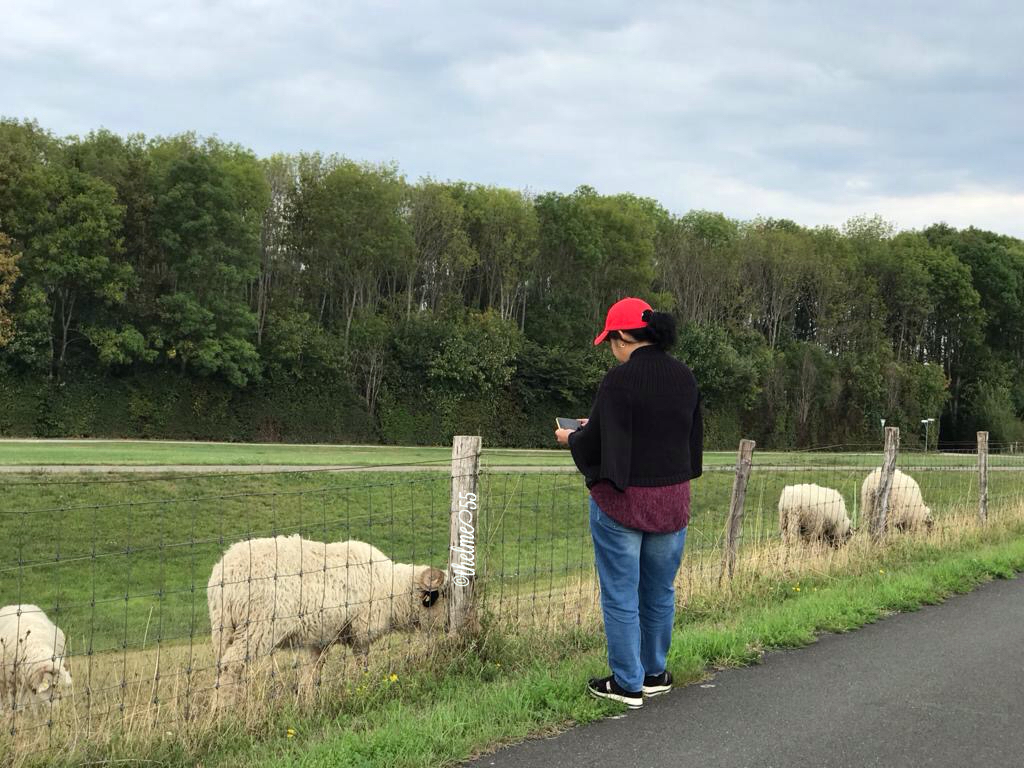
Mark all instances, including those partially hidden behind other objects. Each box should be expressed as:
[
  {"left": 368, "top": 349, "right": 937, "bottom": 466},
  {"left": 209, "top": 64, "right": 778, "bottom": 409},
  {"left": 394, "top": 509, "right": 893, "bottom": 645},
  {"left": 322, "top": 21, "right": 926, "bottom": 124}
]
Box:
[
  {"left": 0, "top": 604, "right": 73, "bottom": 712},
  {"left": 207, "top": 535, "right": 448, "bottom": 701},
  {"left": 860, "top": 468, "right": 934, "bottom": 533},
  {"left": 778, "top": 484, "right": 853, "bottom": 547}
]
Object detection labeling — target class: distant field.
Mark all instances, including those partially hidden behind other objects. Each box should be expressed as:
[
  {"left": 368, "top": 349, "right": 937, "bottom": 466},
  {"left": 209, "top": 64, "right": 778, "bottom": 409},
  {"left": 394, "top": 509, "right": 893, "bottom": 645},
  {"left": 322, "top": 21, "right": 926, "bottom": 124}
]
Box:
[{"left": 0, "top": 438, "right": 1016, "bottom": 468}]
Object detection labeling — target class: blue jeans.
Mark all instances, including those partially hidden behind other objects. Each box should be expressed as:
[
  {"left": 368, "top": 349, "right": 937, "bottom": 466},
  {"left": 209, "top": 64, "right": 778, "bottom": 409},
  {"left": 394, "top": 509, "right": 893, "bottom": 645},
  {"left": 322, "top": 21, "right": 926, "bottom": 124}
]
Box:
[{"left": 589, "top": 498, "right": 687, "bottom": 692}]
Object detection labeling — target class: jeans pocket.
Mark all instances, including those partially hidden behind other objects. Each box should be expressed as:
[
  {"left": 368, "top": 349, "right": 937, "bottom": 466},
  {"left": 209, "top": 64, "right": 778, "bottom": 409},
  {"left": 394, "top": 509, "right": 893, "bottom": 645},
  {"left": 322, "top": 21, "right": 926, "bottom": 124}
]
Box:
[{"left": 591, "top": 502, "right": 628, "bottom": 533}]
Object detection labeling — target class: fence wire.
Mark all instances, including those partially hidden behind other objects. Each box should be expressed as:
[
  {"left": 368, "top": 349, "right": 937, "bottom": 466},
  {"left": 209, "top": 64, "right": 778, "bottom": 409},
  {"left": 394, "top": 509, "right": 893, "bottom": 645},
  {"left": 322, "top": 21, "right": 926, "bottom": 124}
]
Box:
[
  {"left": 1, "top": 441, "right": 1022, "bottom": 765},
  {"left": 1, "top": 469, "right": 457, "bottom": 759}
]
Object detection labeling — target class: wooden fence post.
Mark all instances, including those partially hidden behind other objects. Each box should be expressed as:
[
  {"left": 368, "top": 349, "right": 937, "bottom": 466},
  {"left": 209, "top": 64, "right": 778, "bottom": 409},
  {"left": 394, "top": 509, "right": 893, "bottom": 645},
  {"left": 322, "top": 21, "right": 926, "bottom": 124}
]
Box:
[
  {"left": 978, "top": 431, "right": 989, "bottom": 524},
  {"left": 720, "top": 439, "right": 755, "bottom": 584},
  {"left": 447, "top": 435, "right": 482, "bottom": 637},
  {"left": 871, "top": 427, "right": 900, "bottom": 540}
]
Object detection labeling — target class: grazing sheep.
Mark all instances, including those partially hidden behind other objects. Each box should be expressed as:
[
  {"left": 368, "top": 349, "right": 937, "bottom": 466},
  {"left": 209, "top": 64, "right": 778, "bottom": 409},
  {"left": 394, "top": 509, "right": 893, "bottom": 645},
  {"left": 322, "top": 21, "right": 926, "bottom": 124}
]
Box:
[
  {"left": 778, "top": 484, "right": 853, "bottom": 547},
  {"left": 207, "top": 535, "right": 448, "bottom": 697},
  {"left": 0, "top": 604, "right": 73, "bottom": 712},
  {"left": 860, "top": 468, "right": 934, "bottom": 533}
]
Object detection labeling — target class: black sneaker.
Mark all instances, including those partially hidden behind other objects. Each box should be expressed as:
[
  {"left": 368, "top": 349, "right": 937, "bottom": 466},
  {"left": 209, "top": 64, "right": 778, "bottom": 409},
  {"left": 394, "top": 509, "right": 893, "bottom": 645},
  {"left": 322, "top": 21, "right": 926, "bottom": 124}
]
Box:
[
  {"left": 587, "top": 675, "right": 643, "bottom": 709},
  {"left": 642, "top": 670, "right": 673, "bottom": 696}
]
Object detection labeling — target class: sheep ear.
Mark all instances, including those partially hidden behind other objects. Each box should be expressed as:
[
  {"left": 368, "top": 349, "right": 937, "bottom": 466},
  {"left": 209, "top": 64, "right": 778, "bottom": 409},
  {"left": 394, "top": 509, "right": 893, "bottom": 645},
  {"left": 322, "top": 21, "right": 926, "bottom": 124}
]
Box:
[
  {"left": 421, "top": 590, "right": 441, "bottom": 608},
  {"left": 417, "top": 567, "right": 446, "bottom": 591},
  {"left": 34, "top": 674, "right": 53, "bottom": 695}
]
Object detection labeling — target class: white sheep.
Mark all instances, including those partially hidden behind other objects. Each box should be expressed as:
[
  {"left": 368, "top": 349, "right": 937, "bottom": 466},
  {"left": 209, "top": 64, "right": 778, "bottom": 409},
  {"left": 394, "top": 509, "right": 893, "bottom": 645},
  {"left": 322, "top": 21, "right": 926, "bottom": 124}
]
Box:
[
  {"left": 206, "top": 535, "right": 448, "bottom": 697},
  {"left": 860, "top": 468, "right": 934, "bottom": 533},
  {"left": 778, "top": 484, "right": 853, "bottom": 547},
  {"left": 0, "top": 604, "right": 73, "bottom": 712}
]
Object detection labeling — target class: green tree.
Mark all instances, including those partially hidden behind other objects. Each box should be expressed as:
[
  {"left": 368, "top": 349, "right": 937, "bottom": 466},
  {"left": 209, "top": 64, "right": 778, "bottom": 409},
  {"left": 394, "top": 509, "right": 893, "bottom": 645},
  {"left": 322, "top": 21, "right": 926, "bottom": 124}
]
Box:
[
  {"left": 288, "top": 154, "right": 412, "bottom": 342},
  {"left": 454, "top": 184, "right": 538, "bottom": 325},
  {"left": 2, "top": 118, "right": 1023, "bottom": 448},
  {"left": 531, "top": 187, "right": 662, "bottom": 343},
  {"left": 145, "top": 135, "right": 267, "bottom": 385},
  {"left": 0, "top": 120, "right": 131, "bottom": 375},
  {"left": 739, "top": 219, "right": 816, "bottom": 349},
  {"left": 408, "top": 181, "right": 475, "bottom": 315},
  {"left": 0, "top": 232, "right": 19, "bottom": 347},
  {"left": 253, "top": 154, "right": 296, "bottom": 346},
  {"left": 656, "top": 210, "right": 741, "bottom": 327}
]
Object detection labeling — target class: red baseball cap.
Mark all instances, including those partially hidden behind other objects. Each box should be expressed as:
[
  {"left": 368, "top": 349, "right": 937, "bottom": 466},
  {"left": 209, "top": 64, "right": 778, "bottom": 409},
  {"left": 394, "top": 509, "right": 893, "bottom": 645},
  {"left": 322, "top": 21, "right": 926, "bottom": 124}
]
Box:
[{"left": 593, "top": 297, "right": 652, "bottom": 345}]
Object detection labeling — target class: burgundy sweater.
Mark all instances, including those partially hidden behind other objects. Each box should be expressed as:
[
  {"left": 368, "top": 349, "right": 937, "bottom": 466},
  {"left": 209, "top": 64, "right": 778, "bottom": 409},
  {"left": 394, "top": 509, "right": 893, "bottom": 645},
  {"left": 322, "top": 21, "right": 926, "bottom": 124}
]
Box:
[{"left": 591, "top": 480, "right": 691, "bottom": 533}]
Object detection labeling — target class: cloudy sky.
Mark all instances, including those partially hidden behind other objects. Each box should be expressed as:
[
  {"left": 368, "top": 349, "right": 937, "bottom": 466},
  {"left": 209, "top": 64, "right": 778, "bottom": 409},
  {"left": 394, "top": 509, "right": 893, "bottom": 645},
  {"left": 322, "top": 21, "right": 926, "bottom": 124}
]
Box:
[{"left": 3, "top": 0, "right": 1022, "bottom": 235}]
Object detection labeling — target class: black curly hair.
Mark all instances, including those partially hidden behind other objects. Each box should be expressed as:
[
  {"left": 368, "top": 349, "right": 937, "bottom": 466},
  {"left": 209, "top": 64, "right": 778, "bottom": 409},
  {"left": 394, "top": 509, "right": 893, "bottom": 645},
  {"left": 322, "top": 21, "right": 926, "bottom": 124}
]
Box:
[{"left": 608, "top": 309, "right": 677, "bottom": 351}]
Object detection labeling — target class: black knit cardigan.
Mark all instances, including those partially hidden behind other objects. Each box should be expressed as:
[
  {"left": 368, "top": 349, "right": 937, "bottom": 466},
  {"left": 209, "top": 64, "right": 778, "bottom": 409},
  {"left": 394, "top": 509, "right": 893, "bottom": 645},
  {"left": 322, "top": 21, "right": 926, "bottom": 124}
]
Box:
[{"left": 568, "top": 346, "right": 703, "bottom": 491}]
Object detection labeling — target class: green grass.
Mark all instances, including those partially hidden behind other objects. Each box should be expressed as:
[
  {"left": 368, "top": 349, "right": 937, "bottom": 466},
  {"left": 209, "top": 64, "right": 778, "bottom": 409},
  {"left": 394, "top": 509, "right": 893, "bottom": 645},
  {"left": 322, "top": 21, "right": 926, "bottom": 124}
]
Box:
[
  {"left": 2, "top": 443, "right": 1019, "bottom": 767},
  {"left": 0, "top": 440, "right": 484, "bottom": 468},
  {"left": 1, "top": 464, "right": 1020, "bottom": 654},
  {"left": 195, "top": 527, "right": 1024, "bottom": 768},
  {"left": 1, "top": 438, "right": 1019, "bottom": 468},
  {"left": 19, "top": 515, "right": 1024, "bottom": 768}
]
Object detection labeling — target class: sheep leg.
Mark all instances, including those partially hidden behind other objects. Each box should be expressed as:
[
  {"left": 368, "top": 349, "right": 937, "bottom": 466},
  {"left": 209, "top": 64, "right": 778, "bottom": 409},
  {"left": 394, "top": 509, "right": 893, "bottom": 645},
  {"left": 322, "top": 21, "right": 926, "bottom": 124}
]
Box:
[
  {"left": 212, "top": 637, "right": 248, "bottom": 709},
  {"left": 344, "top": 608, "right": 373, "bottom": 660},
  {"left": 785, "top": 508, "right": 802, "bottom": 547},
  {"left": 308, "top": 645, "right": 326, "bottom": 669},
  {"left": 212, "top": 622, "right": 278, "bottom": 709},
  {"left": 305, "top": 645, "right": 332, "bottom": 689},
  {"left": 810, "top": 513, "right": 827, "bottom": 546}
]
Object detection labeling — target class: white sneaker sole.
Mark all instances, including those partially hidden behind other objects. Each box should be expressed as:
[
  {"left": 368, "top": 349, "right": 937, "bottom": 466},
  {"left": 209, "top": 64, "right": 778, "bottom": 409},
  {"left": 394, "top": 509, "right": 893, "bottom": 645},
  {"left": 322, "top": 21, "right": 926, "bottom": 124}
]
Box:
[
  {"left": 642, "top": 684, "right": 672, "bottom": 696},
  {"left": 588, "top": 686, "right": 643, "bottom": 709}
]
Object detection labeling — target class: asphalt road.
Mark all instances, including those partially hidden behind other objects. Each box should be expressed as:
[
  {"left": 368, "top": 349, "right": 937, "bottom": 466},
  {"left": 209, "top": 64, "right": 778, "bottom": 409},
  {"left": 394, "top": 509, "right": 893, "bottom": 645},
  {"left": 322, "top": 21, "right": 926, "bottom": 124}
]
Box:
[{"left": 465, "top": 576, "right": 1024, "bottom": 768}]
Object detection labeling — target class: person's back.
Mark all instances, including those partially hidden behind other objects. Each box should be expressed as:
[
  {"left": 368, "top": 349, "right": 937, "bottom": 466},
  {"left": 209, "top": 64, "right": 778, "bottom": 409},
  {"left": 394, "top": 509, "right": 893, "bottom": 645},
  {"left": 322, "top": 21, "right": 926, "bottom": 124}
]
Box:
[
  {"left": 555, "top": 297, "right": 703, "bottom": 709},
  {"left": 599, "top": 345, "right": 701, "bottom": 488}
]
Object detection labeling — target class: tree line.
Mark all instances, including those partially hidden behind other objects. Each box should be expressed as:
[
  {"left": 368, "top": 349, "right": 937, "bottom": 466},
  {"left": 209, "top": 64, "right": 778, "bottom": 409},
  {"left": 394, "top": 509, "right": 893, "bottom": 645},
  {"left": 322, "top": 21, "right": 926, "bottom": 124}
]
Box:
[{"left": 1, "top": 118, "right": 1022, "bottom": 448}]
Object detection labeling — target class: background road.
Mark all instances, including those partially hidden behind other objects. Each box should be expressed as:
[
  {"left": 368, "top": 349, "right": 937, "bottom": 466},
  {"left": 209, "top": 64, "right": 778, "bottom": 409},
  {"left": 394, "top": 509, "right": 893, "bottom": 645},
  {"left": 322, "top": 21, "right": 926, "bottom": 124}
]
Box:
[{"left": 466, "top": 576, "right": 1024, "bottom": 768}]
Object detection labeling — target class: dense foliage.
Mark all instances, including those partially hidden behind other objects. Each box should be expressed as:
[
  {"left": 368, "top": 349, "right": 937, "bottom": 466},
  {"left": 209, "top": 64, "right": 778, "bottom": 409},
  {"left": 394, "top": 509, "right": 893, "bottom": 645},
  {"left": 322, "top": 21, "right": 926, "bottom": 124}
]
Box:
[{"left": 1, "top": 119, "right": 1022, "bottom": 448}]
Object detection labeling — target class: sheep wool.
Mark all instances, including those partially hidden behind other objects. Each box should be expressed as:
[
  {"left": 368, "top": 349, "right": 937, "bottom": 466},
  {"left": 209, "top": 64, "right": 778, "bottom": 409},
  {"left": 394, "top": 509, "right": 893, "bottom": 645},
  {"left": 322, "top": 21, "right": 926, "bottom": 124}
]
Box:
[
  {"left": 860, "top": 468, "right": 934, "bottom": 533},
  {"left": 0, "top": 604, "right": 73, "bottom": 711},
  {"left": 207, "top": 535, "right": 447, "bottom": 695},
  {"left": 778, "top": 484, "right": 852, "bottom": 546}
]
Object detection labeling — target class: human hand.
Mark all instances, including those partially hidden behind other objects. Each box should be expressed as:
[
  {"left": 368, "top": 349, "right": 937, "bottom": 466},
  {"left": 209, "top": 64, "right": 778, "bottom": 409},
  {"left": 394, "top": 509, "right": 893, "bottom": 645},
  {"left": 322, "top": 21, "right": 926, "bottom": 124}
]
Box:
[
  {"left": 578, "top": 418, "right": 589, "bottom": 427},
  {"left": 555, "top": 428, "right": 573, "bottom": 446}
]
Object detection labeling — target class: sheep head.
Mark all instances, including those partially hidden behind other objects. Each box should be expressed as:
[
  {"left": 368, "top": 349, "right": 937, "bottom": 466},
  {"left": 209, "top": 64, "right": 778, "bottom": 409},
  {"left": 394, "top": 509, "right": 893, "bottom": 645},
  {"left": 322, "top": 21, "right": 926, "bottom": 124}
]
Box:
[
  {"left": 410, "top": 566, "right": 448, "bottom": 630},
  {"left": 25, "top": 660, "right": 72, "bottom": 708}
]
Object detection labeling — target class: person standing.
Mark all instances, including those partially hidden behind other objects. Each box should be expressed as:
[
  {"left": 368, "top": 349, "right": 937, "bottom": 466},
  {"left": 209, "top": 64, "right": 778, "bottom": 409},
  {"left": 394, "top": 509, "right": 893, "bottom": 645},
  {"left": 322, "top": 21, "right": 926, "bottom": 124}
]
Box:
[{"left": 555, "top": 297, "right": 702, "bottom": 708}]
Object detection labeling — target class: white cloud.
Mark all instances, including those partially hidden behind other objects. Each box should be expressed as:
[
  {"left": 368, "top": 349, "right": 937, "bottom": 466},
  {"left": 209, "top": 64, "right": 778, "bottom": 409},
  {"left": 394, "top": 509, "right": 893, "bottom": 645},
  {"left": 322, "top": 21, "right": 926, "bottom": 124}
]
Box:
[{"left": 1, "top": 0, "right": 1022, "bottom": 235}]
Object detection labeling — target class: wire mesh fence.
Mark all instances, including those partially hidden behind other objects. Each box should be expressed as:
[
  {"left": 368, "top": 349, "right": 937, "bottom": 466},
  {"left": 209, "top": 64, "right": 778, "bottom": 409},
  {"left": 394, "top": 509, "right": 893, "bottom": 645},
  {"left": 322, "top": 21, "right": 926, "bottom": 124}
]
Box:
[
  {"left": 1, "top": 433, "right": 1023, "bottom": 765},
  {"left": 1, "top": 469, "right": 457, "bottom": 758}
]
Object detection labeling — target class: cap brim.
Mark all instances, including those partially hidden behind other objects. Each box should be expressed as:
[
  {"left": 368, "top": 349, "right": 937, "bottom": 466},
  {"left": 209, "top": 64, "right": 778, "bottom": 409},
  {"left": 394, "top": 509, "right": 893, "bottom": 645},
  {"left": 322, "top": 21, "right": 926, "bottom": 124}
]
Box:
[{"left": 593, "top": 331, "right": 609, "bottom": 346}]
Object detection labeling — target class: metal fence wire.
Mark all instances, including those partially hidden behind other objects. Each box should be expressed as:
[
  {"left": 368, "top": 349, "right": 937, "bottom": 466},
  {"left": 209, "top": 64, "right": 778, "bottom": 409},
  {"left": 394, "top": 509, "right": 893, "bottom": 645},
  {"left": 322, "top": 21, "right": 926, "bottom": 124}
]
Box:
[{"left": 1, "top": 432, "right": 1022, "bottom": 764}]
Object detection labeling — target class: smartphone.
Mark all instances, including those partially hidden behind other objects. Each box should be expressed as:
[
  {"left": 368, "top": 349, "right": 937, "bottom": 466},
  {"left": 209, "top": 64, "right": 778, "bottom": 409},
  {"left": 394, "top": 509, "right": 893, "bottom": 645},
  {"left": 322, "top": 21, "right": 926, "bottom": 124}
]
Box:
[{"left": 555, "top": 417, "right": 582, "bottom": 431}]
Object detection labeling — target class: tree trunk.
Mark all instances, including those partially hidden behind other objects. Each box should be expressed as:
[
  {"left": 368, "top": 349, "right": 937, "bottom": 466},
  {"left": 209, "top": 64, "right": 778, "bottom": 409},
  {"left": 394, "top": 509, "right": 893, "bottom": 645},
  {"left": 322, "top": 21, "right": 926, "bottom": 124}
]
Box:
[
  {"left": 344, "top": 285, "right": 359, "bottom": 346},
  {"left": 57, "top": 290, "right": 76, "bottom": 373},
  {"left": 256, "top": 269, "right": 271, "bottom": 346}
]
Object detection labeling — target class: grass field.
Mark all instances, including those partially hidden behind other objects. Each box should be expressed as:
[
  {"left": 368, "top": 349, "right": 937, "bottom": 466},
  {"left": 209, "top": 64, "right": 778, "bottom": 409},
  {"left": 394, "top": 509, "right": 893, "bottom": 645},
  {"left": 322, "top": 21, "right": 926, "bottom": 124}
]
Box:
[
  {"left": 1, "top": 440, "right": 1021, "bottom": 768},
  {"left": 1, "top": 454, "right": 1021, "bottom": 653},
  {"left": 6, "top": 501, "right": 1024, "bottom": 768},
  {"left": 1, "top": 438, "right": 1020, "bottom": 468}
]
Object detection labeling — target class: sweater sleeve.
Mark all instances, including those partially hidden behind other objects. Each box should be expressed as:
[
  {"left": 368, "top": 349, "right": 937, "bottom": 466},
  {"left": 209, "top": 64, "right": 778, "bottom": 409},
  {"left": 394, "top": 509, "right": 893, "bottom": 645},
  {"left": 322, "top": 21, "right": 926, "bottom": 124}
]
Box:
[
  {"left": 598, "top": 385, "right": 633, "bottom": 491},
  {"left": 568, "top": 412, "right": 599, "bottom": 474},
  {"left": 569, "top": 382, "right": 633, "bottom": 491},
  {"left": 689, "top": 390, "right": 704, "bottom": 479}
]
